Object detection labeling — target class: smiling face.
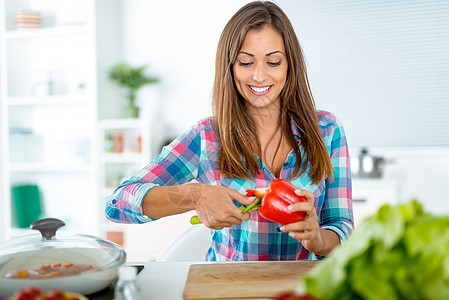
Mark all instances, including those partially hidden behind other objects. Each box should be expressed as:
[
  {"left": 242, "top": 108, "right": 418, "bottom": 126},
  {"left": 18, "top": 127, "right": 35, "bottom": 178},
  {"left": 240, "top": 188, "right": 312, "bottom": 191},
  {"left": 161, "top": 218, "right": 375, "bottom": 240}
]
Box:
[{"left": 233, "top": 25, "right": 288, "bottom": 111}]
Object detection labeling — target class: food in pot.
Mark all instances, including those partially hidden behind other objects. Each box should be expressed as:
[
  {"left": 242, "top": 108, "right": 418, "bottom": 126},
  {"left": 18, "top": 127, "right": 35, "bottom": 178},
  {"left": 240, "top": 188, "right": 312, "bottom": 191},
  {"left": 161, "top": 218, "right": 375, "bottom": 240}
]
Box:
[{"left": 4, "top": 263, "right": 93, "bottom": 280}]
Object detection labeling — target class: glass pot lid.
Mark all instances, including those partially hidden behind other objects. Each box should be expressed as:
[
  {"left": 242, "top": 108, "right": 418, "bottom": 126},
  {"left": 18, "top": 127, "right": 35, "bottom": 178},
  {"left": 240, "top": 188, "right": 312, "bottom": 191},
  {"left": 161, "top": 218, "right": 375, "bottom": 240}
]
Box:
[{"left": 0, "top": 218, "right": 126, "bottom": 274}]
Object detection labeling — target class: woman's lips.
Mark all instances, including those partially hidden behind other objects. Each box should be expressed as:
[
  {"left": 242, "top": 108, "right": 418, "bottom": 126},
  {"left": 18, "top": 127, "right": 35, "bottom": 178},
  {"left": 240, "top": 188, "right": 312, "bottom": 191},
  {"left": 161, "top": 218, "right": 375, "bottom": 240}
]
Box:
[{"left": 247, "top": 85, "right": 272, "bottom": 96}]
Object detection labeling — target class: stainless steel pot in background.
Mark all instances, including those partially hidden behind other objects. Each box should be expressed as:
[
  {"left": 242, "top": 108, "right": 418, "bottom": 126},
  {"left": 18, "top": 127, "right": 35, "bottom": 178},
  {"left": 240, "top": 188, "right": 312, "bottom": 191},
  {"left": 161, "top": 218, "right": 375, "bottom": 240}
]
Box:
[{"left": 351, "top": 147, "right": 393, "bottom": 179}]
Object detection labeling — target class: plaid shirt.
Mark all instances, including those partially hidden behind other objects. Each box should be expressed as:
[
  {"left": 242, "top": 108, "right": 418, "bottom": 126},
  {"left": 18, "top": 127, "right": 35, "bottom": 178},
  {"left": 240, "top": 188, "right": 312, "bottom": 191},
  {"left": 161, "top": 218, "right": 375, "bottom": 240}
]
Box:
[{"left": 105, "top": 111, "right": 353, "bottom": 261}]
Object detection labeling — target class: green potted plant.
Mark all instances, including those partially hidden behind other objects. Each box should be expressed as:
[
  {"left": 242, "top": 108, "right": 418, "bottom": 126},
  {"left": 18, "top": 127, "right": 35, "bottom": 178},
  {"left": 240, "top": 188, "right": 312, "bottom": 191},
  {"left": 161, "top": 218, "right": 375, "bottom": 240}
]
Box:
[{"left": 108, "top": 62, "right": 159, "bottom": 118}]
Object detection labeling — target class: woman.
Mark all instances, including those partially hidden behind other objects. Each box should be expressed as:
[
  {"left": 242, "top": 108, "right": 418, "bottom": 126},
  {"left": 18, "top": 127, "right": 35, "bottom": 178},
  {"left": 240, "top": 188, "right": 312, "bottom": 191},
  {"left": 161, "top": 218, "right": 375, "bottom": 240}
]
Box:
[{"left": 106, "top": 1, "right": 353, "bottom": 261}]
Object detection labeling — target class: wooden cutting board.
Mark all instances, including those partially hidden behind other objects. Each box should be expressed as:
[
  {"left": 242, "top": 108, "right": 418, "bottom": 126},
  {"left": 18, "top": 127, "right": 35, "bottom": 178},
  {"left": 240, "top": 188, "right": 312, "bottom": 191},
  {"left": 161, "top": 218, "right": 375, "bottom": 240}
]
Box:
[{"left": 183, "top": 261, "right": 319, "bottom": 299}]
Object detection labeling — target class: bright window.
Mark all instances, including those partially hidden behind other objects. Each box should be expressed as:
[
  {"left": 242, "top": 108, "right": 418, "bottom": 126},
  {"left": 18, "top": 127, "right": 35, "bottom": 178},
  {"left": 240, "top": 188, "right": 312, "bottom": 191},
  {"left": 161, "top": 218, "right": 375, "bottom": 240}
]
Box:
[{"left": 283, "top": 0, "right": 449, "bottom": 147}]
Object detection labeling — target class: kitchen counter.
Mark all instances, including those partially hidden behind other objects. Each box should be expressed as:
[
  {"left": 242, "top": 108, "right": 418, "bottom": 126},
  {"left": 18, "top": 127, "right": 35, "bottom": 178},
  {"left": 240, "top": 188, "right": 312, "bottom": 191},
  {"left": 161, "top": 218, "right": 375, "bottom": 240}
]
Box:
[
  {"left": 87, "top": 261, "right": 192, "bottom": 300},
  {"left": 88, "top": 260, "right": 318, "bottom": 300},
  {"left": 95, "top": 260, "right": 318, "bottom": 300}
]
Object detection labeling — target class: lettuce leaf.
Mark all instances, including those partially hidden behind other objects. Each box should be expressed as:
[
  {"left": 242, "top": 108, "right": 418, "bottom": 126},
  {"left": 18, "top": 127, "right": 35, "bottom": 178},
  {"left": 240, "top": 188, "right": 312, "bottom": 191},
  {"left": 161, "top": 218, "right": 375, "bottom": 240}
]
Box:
[{"left": 297, "top": 199, "right": 449, "bottom": 300}]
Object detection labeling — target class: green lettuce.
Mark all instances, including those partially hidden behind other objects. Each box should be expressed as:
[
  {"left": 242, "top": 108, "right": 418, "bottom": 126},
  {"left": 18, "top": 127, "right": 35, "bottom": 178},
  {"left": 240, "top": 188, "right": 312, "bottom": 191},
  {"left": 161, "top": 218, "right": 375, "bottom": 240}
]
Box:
[{"left": 296, "top": 200, "right": 449, "bottom": 300}]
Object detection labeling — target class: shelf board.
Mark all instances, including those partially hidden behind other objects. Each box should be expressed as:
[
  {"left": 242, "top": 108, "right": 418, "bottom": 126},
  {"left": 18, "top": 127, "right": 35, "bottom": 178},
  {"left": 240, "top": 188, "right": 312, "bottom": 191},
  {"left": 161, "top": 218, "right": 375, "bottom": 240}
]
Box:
[
  {"left": 100, "top": 153, "right": 145, "bottom": 163},
  {"left": 9, "top": 163, "right": 93, "bottom": 173},
  {"left": 4, "top": 25, "right": 91, "bottom": 40},
  {"left": 99, "top": 118, "right": 146, "bottom": 129},
  {"left": 7, "top": 95, "right": 92, "bottom": 106}
]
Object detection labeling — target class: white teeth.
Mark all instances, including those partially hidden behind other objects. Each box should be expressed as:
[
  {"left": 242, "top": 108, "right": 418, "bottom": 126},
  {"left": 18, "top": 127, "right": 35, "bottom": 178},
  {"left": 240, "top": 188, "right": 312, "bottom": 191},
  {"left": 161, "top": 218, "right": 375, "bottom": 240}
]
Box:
[{"left": 250, "top": 86, "right": 270, "bottom": 93}]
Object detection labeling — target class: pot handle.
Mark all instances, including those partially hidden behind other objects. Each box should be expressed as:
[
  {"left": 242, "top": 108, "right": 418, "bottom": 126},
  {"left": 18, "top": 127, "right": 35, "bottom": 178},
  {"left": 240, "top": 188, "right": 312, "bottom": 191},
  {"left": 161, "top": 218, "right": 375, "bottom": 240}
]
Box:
[{"left": 30, "top": 218, "right": 66, "bottom": 240}]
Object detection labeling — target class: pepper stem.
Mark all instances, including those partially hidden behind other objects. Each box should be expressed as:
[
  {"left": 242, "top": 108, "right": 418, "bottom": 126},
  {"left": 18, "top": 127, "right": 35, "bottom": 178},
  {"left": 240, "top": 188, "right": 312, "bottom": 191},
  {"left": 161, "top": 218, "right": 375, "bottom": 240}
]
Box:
[{"left": 242, "top": 197, "right": 262, "bottom": 213}]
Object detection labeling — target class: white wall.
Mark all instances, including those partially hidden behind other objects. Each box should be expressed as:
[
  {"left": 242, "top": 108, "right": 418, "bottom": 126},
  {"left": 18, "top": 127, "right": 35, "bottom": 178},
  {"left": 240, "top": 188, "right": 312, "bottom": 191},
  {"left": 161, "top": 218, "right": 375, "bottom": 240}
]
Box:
[
  {"left": 119, "top": 0, "right": 249, "bottom": 147},
  {"left": 117, "top": 0, "right": 449, "bottom": 216}
]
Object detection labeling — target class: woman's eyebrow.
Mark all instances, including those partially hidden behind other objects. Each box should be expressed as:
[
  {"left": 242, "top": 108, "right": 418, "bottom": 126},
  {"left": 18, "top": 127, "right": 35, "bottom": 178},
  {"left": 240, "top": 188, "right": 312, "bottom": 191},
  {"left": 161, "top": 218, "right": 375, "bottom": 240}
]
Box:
[
  {"left": 238, "top": 51, "right": 254, "bottom": 57},
  {"left": 238, "top": 50, "right": 284, "bottom": 57},
  {"left": 266, "top": 51, "right": 284, "bottom": 56}
]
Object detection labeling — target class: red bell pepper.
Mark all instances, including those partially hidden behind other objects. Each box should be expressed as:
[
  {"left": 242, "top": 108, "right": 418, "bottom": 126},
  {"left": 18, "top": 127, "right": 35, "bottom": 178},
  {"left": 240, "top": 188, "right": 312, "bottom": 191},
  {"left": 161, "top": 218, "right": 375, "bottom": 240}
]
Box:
[
  {"left": 246, "top": 179, "right": 307, "bottom": 225},
  {"left": 190, "top": 179, "right": 307, "bottom": 225},
  {"left": 245, "top": 187, "right": 269, "bottom": 199}
]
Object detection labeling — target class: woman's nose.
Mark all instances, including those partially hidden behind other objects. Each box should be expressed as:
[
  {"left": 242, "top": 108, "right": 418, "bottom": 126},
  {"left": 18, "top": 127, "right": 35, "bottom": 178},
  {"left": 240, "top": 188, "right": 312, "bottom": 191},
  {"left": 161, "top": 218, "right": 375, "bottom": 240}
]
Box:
[{"left": 252, "top": 64, "right": 267, "bottom": 83}]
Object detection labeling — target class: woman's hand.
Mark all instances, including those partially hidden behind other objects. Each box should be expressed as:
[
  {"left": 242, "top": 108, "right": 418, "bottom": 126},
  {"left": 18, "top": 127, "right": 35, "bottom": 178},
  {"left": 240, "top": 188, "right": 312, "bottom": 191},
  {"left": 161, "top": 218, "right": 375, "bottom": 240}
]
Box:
[
  {"left": 279, "top": 189, "right": 326, "bottom": 255},
  {"left": 193, "top": 184, "right": 254, "bottom": 230}
]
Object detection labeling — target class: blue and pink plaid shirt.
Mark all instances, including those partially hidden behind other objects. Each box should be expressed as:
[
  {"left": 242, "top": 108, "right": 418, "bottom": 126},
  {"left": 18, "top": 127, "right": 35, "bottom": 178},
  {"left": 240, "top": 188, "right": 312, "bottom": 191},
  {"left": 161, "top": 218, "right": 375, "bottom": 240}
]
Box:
[{"left": 105, "top": 111, "right": 353, "bottom": 261}]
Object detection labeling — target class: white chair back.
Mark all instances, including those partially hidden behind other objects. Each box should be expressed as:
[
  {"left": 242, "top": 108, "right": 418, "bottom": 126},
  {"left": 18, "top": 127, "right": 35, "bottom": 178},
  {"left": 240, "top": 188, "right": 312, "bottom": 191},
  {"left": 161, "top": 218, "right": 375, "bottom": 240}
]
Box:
[{"left": 157, "top": 225, "right": 211, "bottom": 261}]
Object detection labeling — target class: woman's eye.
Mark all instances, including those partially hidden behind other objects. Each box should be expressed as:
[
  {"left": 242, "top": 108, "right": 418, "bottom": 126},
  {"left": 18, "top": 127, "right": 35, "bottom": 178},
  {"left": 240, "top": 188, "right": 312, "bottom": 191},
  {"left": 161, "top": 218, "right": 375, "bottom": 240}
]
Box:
[
  {"left": 267, "top": 60, "right": 282, "bottom": 67},
  {"left": 238, "top": 61, "right": 253, "bottom": 66}
]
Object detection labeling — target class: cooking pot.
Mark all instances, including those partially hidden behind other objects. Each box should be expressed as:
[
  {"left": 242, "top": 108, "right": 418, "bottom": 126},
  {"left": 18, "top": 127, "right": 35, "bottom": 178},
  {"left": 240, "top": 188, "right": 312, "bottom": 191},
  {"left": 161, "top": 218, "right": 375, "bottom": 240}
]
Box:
[
  {"left": 0, "top": 218, "right": 126, "bottom": 297},
  {"left": 351, "top": 148, "right": 390, "bottom": 179}
]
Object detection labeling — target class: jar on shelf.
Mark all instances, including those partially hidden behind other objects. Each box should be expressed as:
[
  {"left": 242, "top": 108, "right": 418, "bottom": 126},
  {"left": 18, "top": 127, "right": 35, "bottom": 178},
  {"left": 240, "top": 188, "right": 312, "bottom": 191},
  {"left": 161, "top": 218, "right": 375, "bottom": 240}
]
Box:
[
  {"left": 113, "top": 133, "right": 123, "bottom": 153},
  {"left": 134, "top": 134, "right": 142, "bottom": 153}
]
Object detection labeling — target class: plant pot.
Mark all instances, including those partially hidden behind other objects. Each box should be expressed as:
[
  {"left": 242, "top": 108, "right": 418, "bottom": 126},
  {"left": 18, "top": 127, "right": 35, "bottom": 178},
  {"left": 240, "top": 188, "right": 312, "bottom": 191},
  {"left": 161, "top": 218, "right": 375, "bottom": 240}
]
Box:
[{"left": 124, "top": 104, "right": 139, "bottom": 118}]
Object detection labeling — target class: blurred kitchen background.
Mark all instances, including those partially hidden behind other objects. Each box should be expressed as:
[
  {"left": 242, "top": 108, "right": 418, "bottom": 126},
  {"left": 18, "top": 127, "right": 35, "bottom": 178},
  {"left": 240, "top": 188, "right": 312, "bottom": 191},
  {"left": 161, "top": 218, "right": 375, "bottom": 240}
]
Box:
[{"left": 0, "top": 0, "right": 448, "bottom": 261}]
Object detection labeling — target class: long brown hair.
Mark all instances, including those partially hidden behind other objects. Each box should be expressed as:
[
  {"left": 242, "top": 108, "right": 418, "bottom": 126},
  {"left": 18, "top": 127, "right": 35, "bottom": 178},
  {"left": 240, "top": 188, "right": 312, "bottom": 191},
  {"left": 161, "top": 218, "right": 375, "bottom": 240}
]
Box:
[{"left": 212, "top": 1, "right": 333, "bottom": 184}]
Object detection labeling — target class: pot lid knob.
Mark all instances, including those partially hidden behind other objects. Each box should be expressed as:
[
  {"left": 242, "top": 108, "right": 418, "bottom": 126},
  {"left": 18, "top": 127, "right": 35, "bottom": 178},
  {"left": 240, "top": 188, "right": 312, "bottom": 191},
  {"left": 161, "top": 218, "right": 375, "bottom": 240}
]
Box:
[
  {"left": 30, "top": 218, "right": 66, "bottom": 240},
  {"left": 360, "top": 147, "right": 369, "bottom": 155}
]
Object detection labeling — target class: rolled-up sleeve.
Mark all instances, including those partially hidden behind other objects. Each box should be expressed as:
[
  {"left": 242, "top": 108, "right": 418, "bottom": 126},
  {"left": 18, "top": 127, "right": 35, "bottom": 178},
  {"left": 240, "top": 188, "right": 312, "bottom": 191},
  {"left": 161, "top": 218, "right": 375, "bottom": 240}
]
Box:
[
  {"left": 320, "top": 117, "right": 354, "bottom": 242},
  {"left": 105, "top": 123, "right": 202, "bottom": 224}
]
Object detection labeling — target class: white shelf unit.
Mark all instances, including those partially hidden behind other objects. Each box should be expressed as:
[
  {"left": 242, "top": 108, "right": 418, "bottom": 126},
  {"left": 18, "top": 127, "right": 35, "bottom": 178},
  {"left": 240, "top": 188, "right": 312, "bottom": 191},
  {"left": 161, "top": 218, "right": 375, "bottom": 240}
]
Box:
[
  {"left": 9, "top": 163, "right": 93, "bottom": 173},
  {"left": 0, "top": 0, "right": 121, "bottom": 242},
  {"left": 4, "top": 25, "right": 90, "bottom": 39},
  {"left": 98, "top": 118, "right": 151, "bottom": 211},
  {"left": 98, "top": 117, "right": 152, "bottom": 252},
  {"left": 6, "top": 95, "right": 91, "bottom": 106},
  {"left": 98, "top": 118, "right": 203, "bottom": 262}
]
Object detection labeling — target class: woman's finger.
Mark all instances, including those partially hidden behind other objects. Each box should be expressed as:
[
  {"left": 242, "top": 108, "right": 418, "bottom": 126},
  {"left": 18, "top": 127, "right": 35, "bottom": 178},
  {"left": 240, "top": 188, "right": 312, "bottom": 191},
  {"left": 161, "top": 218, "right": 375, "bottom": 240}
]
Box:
[
  {"left": 210, "top": 226, "right": 224, "bottom": 230},
  {"left": 287, "top": 202, "right": 313, "bottom": 213},
  {"left": 295, "top": 189, "right": 315, "bottom": 203},
  {"left": 281, "top": 220, "right": 317, "bottom": 232},
  {"left": 208, "top": 221, "right": 232, "bottom": 230},
  {"left": 226, "top": 215, "right": 246, "bottom": 226},
  {"left": 232, "top": 189, "right": 255, "bottom": 206},
  {"left": 204, "top": 215, "right": 243, "bottom": 229},
  {"left": 289, "top": 231, "right": 317, "bottom": 241}
]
